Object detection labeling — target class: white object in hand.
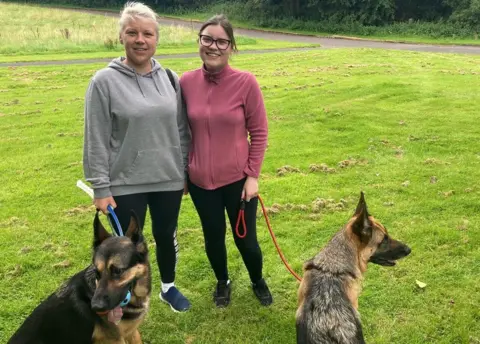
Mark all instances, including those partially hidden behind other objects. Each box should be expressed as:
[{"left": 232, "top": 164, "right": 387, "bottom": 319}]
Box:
[{"left": 76, "top": 180, "right": 94, "bottom": 199}]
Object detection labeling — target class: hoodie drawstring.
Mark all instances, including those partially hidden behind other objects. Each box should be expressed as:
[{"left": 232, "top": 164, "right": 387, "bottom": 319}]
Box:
[
  {"left": 152, "top": 76, "right": 162, "bottom": 96},
  {"left": 133, "top": 72, "right": 146, "bottom": 98},
  {"left": 109, "top": 58, "right": 165, "bottom": 98}
]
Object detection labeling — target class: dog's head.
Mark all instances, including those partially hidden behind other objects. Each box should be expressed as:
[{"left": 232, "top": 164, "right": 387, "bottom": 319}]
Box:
[
  {"left": 90, "top": 211, "right": 149, "bottom": 313},
  {"left": 348, "top": 192, "right": 411, "bottom": 269}
]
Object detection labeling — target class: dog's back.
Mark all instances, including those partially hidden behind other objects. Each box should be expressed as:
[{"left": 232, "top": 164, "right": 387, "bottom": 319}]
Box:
[
  {"left": 296, "top": 243, "right": 365, "bottom": 344},
  {"left": 8, "top": 268, "right": 96, "bottom": 344}
]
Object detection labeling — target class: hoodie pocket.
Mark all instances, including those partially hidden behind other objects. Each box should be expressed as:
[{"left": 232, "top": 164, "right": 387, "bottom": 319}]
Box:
[{"left": 123, "top": 148, "right": 183, "bottom": 185}]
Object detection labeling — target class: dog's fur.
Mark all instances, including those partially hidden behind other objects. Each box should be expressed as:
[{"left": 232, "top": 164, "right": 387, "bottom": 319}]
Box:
[
  {"left": 8, "top": 211, "right": 151, "bottom": 344},
  {"left": 296, "top": 192, "right": 411, "bottom": 344}
]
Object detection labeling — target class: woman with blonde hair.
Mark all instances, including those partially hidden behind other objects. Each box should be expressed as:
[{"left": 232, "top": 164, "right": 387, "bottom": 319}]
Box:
[{"left": 83, "top": 1, "right": 191, "bottom": 312}]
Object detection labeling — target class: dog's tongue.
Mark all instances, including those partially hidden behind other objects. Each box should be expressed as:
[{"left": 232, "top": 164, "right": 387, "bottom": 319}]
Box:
[{"left": 107, "top": 306, "right": 123, "bottom": 324}]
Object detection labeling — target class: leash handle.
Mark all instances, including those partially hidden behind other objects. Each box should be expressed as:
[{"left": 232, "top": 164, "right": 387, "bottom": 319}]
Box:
[
  {"left": 77, "top": 180, "right": 124, "bottom": 236},
  {"left": 234, "top": 199, "right": 247, "bottom": 238},
  {"left": 107, "top": 205, "right": 124, "bottom": 237}
]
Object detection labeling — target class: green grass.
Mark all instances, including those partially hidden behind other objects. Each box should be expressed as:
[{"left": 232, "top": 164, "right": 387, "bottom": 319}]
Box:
[
  {"left": 1, "top": 49, "right": 480, "bottom": 343},
  {"left": 0, "top": 2, "right": 318, "bottom": 63}
]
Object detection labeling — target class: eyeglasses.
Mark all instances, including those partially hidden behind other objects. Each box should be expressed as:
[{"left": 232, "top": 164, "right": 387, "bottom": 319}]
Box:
[{"left": 199, "top": 35, "right": 231, "bottom": 50}]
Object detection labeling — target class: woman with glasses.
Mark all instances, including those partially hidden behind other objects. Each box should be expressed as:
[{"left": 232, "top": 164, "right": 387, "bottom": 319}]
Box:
[{"left": 180, "top": 14, "right": 271, "bottom": 308}]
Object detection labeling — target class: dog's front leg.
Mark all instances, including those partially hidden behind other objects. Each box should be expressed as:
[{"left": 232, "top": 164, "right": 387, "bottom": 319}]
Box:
[
  {"left": 126, "top": 330, "right": 142, "bottom": 344},
  {"left": 93, "top": 325, "right": 127, "bottom": 344}
]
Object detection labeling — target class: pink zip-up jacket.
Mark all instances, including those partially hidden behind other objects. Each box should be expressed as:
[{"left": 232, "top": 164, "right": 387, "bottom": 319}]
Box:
[{"left": 180, "top": 65, "right": 268, "bottom": 190}]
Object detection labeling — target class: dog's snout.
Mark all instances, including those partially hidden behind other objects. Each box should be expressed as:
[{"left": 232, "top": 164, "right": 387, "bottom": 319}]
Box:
[
  {"left": 404, "top": 245, "right": 411, "bottom": 256},
  {"left": 91, "top": 294, "right": 110, "bottom": 312}
]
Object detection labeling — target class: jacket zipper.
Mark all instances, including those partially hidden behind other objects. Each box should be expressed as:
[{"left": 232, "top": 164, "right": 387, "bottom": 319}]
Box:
[{"left": 206, "top": 81, "right": 214, "bottom": 187}]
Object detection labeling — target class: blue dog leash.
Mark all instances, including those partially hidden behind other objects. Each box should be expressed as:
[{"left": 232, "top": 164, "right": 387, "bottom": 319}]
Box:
[
  {"left": 106, "top": 205, "right": 131, "bottom": 307},
  {"left": 107, "top": 205, "right": 124, "bottom": 237}
]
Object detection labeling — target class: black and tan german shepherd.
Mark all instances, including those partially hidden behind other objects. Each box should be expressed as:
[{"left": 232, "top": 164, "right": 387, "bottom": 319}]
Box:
[
  {"left": 296, "top": 192, "right": 411, "bottom": 344},
  {"left": 8, "top": 211, "right": 151, "bottom": 344}
]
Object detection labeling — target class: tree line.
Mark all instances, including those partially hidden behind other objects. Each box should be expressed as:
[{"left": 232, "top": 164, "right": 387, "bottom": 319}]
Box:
[{"left": 8, "top": 0, "right": 479, "bottom": 33}]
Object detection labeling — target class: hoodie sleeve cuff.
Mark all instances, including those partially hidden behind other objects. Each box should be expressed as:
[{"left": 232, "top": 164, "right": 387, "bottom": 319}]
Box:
[{"left": 93, "top": 187, "right": 112, "bottom": 199}]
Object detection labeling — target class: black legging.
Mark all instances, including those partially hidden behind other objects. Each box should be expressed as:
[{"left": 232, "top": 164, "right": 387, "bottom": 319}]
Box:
[
  {"left": 111, "top": 190, "right": 183, "bottom": 284},
  {"left": 188, "top": 177, "right": 263, "bottom": 283}
]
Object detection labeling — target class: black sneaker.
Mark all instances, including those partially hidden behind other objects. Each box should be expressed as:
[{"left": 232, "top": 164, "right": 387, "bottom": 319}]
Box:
[
  {"left": 213, "top": 280, "right": 231, "bottom": 308},
  {"left": 252, "top": 278, "right": 273, "bottom": 306}
]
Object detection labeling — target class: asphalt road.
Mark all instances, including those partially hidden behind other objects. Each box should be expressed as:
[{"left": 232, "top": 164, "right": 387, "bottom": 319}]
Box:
[{"left": 1, "top": 7, "right": 479, "bottom": 67}]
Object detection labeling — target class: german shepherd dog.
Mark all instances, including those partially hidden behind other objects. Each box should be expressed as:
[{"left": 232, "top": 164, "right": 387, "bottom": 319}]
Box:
[
  {"left": 8, "top": 211, "right": 151, "bottom": 344},
  {"left": 296, "top": 192, "right": 411, "bottom": 344}
]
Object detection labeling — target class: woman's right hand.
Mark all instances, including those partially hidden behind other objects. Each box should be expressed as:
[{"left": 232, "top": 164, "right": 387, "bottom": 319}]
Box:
[{"left": 94, "top": 196, "right": 117, "bottom": 214}]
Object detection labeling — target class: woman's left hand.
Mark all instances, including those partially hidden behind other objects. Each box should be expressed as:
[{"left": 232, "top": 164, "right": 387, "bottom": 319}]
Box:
[{"left": 242, "top": 176, "right": 258, "bottom": 202}]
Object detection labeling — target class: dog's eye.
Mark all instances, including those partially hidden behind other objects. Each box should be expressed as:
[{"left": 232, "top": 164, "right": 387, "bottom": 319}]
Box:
[
  {"left": 379, "top": 235, "right": 389, "bottom": 247},
  {"left": 110, "top": 266, "right": 125, "bottom": 276},
  {"left": 94, "top": 268, "right": 101, "bottom": 280}
]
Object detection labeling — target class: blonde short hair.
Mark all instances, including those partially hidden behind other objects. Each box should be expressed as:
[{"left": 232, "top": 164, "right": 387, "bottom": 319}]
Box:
[{"left": 119, "top": 2, "right": 159, "bottom": 37}]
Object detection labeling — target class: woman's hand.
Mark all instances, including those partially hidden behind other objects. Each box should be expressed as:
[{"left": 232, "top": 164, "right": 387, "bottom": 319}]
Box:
[
  {"left": 94, "top": 196, "right": 116, "bottom": 214},
  {"left": 242, "top": 176, "right": 258, "bottom": 202},
  {"left": 183, "top": 181, "right": 189, "bottom": 195}
]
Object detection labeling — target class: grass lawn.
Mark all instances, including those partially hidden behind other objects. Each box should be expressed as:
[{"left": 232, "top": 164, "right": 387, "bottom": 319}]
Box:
[
  {"left": 0, "top": 2, "right": 319, "bottom": 63},
  {"left": 1, "top": 49, "right": 480, "bottom": 343}
]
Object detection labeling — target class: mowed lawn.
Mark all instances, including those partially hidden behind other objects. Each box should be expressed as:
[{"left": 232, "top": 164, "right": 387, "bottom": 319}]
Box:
[
  {"left": 0, "top": 2, "right": 318, "bottom": 63},
  {"left": 1, "top": 49, "right": 479, "bottom": 343}
]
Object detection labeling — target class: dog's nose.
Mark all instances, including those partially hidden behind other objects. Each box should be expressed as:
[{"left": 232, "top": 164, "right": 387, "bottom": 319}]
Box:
[
  {"left": 91, "top": 295, "right": 110, "bottom": 312},
  {"left": 404, "top": 246, "right": 412, "bottom": 256}
]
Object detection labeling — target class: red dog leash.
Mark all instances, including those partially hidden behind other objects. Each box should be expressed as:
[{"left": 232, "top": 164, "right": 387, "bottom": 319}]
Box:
[
  {"left": 235, "top": 195, "right": 303, "bottom": 282},
  {"left": 234, "top": 199, "right": 248, "bottom": 239}
]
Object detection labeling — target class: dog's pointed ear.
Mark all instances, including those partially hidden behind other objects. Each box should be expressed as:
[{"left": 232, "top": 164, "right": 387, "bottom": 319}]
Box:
[
  {"left": 352, "top": 192, "right": 372, "bottom": 243},
  {"left": 354, "top": 191, "right": 370, "bottom": 216},
  {"left": 94, "top": 211, "right": 111, "bottom": 248},
  {"left": 125, "top": 210, "right": 142, "bottom": 244}
]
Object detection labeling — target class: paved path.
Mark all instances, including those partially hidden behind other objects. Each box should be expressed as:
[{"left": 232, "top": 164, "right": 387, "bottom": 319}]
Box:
[{"left": 1, "top": 7, "right": 479, "bottom": 67}]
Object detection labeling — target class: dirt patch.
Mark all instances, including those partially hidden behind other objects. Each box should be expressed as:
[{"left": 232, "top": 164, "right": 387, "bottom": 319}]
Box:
[
  {"left": 309, "top": 163, "right": 336, "bottom": 173},
  {"left": 338, "top": 158, "right": 367, "bottom": 168},
  {"left": 5, "top": 264, "right": 22, "bottom": 278},
  {"left": 65, "top": 204, "right": 95, "bottom": 216},
  {"left": 440, "top": 190, "right": 455, "bottom": 197},
  {"left": 53, "top": 260, "right": 71, "bottom": 268},
  {"left": 19, "top": 246, "right": 33, "bottom": 254},
  {"left": 424, "top": 158, "right": 450, "bottom": 165},
  {"left": 276, "top": 165, "right": 301, "bottom": 176},
  {"left": 262, "top": 197, "right": 349, "bottom": 216},
  {"left": 0, "top": 217, "right": 28, "bottom": 229}
]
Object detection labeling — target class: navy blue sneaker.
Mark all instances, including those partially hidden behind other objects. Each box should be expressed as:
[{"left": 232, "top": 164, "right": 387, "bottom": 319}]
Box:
[{"left": 160, "top": 287, "right": 191, "bottom": 312}]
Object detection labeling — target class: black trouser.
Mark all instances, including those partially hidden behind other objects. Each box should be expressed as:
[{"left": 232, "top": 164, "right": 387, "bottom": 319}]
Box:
[
  {"left": 188, "top": 177, "right": 263, "bottom": 283},
  {"left": 111, "top": 190, "right": 183, "bottom": 284}
]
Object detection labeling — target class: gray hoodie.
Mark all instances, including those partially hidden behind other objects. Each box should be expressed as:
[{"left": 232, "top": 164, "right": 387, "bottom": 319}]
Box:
[{"left": 83, "top": 57, "right": 190, "bottom": 198}]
